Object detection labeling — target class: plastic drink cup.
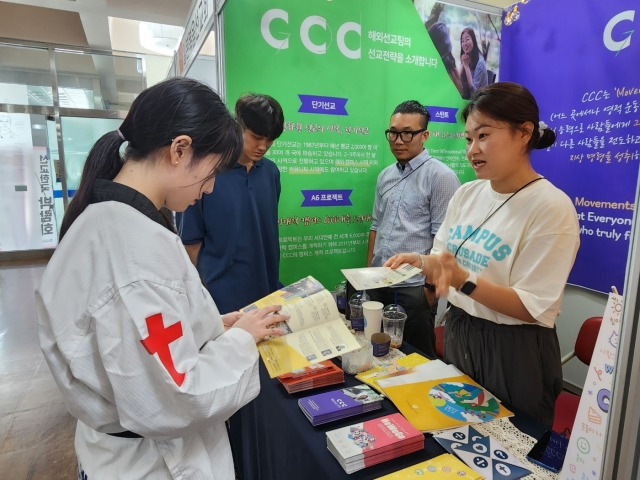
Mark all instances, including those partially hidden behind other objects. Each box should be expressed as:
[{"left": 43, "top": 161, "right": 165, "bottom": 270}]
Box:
[
  {"left": 348, "top": 291, "right": 369, "bottom": 331},
  {"left": 383, "top": 312, "right": 407, "bottom": 348}
]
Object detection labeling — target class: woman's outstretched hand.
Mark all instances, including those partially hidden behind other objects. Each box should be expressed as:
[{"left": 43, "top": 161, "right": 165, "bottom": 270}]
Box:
[
  {"left": 231, "top": 305, "right": 289, "bottom": 343},
  {"left": 384, "top": 252, "right": 423, "bottom": 271},
  {"left": 434, "top": 251, "right": 467, "bottom": 297}
]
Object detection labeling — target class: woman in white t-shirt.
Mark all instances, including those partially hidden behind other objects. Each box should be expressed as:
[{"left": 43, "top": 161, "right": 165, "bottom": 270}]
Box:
[{"left": 386, "top": 82, "right": 580, "bottom": 428}]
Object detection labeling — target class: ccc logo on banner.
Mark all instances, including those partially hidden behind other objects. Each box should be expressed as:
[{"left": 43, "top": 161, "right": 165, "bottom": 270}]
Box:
[
  {"left": 603, "top": 10, "right": 635, "bottom": 53},
  {"left": 261, "top": 9, "right": 361, "bottom": 59}
]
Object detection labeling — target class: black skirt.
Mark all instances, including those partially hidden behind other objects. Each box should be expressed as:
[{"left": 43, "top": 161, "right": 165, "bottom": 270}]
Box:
[{"left": 443, "top": 305, "right": 563, "bottom": 428}]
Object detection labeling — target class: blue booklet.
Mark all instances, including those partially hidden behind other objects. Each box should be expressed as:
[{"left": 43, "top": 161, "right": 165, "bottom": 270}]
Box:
[{"left": 298, "top": 384, "right": 384, "bottom": 426}]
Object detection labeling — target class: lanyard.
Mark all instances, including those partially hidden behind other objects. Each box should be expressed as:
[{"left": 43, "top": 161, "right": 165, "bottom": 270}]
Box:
[
  {"left": 379, "top": 157, "right": 428, "bottom": 198},
  {"left": 454, "top": 177, "right": 543, "bottom": 258}
]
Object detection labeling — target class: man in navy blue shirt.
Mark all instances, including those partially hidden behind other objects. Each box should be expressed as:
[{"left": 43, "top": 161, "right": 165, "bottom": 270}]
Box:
[{"left": 177, "top": 93, "right": 284, "bottom": 314}]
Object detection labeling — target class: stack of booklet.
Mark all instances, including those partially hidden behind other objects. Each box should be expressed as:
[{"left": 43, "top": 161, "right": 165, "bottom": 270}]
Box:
[
  {"left": 326, "top": 413, "right": 424, "bottom": 474},
  {"left": 277, "top": 360, "right": 344, "bottom": 394},
  {"left": 298, "top": 384, "right": 384, "bottom": 426}
]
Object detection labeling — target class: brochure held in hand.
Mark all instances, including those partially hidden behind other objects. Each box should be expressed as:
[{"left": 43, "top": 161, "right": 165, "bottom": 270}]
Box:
[
  {"left": 340, "top": 264, "right": 423, "bottom": 291},
  {"left": 242, "top": 276, "right": 360, "bottom": 377}
]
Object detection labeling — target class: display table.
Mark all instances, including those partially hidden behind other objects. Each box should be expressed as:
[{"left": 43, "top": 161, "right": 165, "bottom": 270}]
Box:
[{"left": 230, "top": 344, "right": 548, "bottom": 480}]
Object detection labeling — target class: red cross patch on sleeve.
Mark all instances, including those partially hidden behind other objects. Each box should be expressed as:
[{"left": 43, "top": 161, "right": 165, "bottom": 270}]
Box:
[{"left": 140, "top": 313, "right": 186, "bottom": 386}]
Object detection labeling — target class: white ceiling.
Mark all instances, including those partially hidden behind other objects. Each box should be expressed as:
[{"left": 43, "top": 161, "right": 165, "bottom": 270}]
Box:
[
  {"left": 0, "top": 0, "right": 517, "bottom": 54},
  {"left": 0, "top": 0, "right": 191, "bottom": 54}
]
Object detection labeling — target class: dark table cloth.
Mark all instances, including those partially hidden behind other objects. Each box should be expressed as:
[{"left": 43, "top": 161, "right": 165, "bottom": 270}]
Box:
[{"left": 230, "top": 343, "right": 546, "bottom": 480}]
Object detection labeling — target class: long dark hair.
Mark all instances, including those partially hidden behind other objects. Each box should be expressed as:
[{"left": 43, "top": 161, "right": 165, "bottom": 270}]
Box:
[
  {"left": 461, "top": 82, "right": 556, "bottom": 151},
  {"left": 59, "top": 77, "right": 242, "bottom": 240},
  {"left": 460, "top": 27, "right": 481, "bottom": 70}
]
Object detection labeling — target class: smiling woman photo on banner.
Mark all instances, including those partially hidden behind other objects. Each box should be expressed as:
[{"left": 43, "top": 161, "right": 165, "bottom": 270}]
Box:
[{"left": 417, "top": 0, "right": 500, "bottom": 99}]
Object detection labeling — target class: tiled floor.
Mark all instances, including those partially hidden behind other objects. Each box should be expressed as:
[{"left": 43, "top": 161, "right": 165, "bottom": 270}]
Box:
[{"left": 0, "top": 261, "right": 76, "bottom": 479}]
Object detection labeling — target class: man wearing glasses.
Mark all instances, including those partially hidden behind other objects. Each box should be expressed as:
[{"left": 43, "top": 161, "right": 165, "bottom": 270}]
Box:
[{"left": 366, "top": 100, "right": 460, "bottom": 357}]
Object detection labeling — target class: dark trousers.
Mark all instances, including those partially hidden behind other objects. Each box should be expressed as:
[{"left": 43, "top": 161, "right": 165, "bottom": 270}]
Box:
[
  {"left": 359, "top": 285, "right": 436, "bottom": 358},
  {"left": 443, "top": 305, "right": 563, "bottom": 429}
]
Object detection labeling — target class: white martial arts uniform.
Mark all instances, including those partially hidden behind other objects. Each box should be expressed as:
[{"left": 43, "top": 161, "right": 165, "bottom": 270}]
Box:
[{"left": 36, "top": 181, "right": 259, "bottom": 479}]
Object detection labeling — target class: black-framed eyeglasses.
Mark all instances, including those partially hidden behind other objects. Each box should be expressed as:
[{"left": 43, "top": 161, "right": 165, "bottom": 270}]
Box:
[{"left": 384, "top": 128, "right": 426, "bottom": 142}]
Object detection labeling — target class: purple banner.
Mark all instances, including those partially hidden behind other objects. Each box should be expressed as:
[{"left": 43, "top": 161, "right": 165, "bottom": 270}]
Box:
[
  {"left": 427, "top": 106, "right": 459, "bottom": 124},
  {"left": 298, "top": 94, "right": 348, "bottom": 116},
  {"left": 301, "top": 189, "right": 353, "bottom": 207},
  {"left": 501, "top": 0, "right": 639, "bottom": 294}
]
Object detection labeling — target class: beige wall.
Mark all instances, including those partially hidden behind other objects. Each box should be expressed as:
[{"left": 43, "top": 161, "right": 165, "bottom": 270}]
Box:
[{"left": 0, "top": 2, "right": 88, "bottom": 46}]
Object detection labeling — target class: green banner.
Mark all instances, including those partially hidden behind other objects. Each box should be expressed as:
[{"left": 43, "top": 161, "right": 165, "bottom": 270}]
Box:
[{"left": 224, "top": 0, "right": 499, "bottom": 289}]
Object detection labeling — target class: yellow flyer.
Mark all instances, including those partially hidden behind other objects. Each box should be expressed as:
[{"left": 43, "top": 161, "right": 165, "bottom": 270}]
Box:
[
  {"left": 375, "top": 453, "right": 483, "bottom": 479},
  {"left": 383, "top": 375, "right": 513, "bottom": 432},
  {"left": 354, "top": 353, "right": 430, "bottom": 393}
]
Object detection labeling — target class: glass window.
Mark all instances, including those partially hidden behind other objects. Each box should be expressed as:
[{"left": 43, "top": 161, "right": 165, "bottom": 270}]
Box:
[
  {"left": 0, "top": 44, "right": 52, "bottom": 106},
  {"left": 54, "top": 50, "right": 145, "bottom": 111},
  {"left": 185, "top": 30, "right": 218, "bottom": 91},
  {"left": 60, "top": 116, "right": 122, "bottom": 195},
  {"left": 0, "top": 113, "right": 58, "bottom": 251}
]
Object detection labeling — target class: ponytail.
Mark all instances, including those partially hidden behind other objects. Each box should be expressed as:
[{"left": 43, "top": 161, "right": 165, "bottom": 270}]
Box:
[
  {"left": 535, "top": 125, "right": 556, "bottom": 150},
  {"left": 59, "top": 130, "right": 124, "bottom": 240},
  {"left": 58, "top": 77, "right": 242, "bottom": 241}
]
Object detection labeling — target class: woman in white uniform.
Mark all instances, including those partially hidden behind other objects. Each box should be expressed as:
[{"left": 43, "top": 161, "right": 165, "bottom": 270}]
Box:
[
  {"left": 35, "top": 77, "right": 288, "bottom": 479},
  {"left": 386, "top": 82, "right": 580, "bottom": 428}
]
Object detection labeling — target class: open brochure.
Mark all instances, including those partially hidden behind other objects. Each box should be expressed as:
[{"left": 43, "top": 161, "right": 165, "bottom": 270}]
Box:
[
  {"left": 242, "top": 276, "right": 360, "bottom": 378},
  {"left": 340, "top": 264, "right": 422, "bottom": 290}
]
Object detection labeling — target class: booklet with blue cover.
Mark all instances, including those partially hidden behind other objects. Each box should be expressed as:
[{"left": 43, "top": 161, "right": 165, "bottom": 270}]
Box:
[{"left": 298, "top": 384, "right": 384, "bottom": 426}]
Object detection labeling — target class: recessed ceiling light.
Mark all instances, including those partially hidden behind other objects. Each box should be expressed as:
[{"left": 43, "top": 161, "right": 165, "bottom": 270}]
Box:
[{"left": 139, "top": 22, "right": 183, "bottom": 56}]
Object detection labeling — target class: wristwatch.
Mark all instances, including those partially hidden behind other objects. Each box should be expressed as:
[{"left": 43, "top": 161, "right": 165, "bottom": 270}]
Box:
[
  {"left": 424, "top": 281, "right": 436, "bottom": 292},
  {"left": 458, "top": 271, "right": 477, "bottom": 296}
]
